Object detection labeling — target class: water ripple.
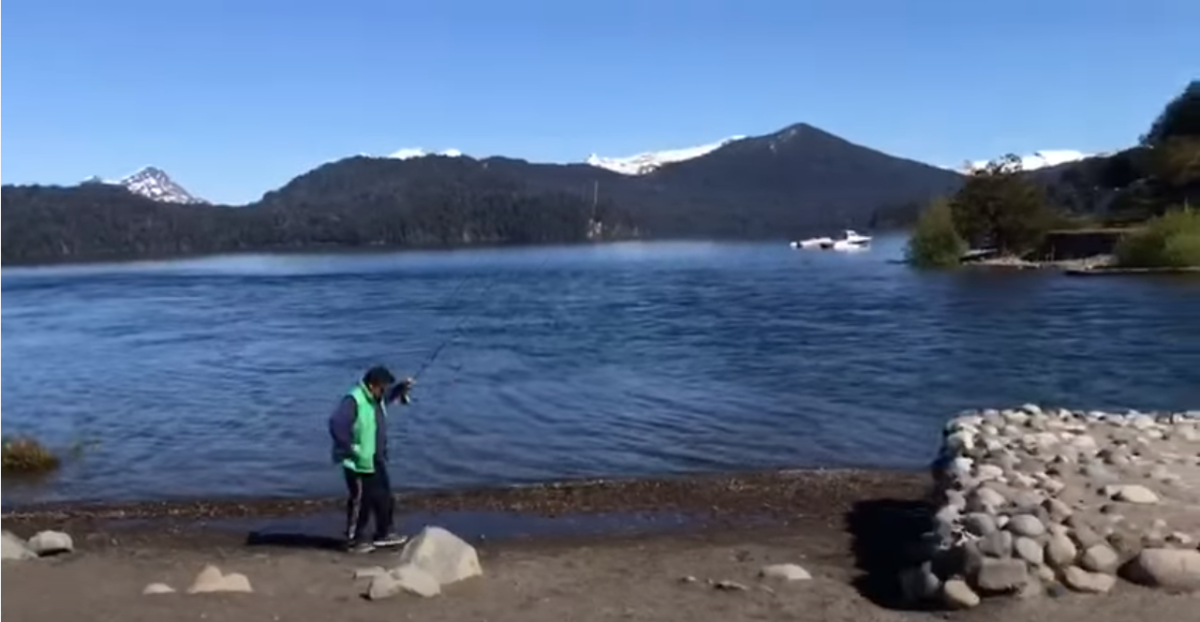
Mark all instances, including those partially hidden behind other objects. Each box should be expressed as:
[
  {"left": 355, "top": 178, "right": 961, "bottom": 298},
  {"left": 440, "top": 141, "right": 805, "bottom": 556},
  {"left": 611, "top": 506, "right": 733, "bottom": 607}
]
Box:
[{"left": 3, "top": 237, "right": 1200, "bottom": 504}]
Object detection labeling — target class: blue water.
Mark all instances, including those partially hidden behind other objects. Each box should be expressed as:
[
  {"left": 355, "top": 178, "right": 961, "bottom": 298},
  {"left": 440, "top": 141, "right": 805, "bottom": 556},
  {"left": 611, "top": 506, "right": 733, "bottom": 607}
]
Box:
[{"left": 3, "top": 236, "right": 1199, "bottom": 505}]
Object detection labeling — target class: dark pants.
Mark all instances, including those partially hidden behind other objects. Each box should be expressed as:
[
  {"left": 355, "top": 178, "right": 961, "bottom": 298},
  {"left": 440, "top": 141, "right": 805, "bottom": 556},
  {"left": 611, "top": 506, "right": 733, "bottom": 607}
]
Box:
[{"left": 343, "top": 461, "right": 395, "bottom": 544}]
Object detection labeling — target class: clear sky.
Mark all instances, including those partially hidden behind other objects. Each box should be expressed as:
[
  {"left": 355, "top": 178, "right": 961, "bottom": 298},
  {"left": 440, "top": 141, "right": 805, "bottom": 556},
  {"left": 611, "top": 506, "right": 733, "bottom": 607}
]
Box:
[{"left": 4, "top": 0, "right": 1197, "bottom": 205}]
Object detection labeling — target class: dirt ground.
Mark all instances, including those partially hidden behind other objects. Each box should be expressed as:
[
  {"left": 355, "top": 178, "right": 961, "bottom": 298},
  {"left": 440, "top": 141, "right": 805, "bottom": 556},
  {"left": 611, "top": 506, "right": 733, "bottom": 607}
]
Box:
[{"left": 4, "top": 470, "right": 1197, "bottom": 622}]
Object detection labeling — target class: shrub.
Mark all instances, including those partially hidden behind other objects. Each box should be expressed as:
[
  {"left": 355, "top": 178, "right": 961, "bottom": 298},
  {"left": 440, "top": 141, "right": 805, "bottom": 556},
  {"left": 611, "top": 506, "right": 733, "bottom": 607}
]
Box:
[
  {"left": 1, "top": 436, "right": 62, "bottom": 475},
  {"left": 906, "top": 198, "right": 967, "bottom": 268},
  {"left": 1114, "top": 207, "right": 1200, "bottom": 268}
]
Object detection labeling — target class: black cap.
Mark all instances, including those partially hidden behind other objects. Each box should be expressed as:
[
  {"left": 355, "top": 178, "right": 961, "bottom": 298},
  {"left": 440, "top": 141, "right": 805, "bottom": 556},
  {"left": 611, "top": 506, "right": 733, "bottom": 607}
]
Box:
[{"left": 362, "top": 365, "right": 396, "bottom": 388}]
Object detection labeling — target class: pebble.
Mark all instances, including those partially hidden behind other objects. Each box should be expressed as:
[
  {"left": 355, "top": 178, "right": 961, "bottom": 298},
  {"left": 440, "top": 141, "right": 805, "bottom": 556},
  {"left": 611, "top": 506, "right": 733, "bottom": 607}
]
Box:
[
  {"left": 974, "top": 558, "right": 1029, "bottom": 593},
  {"left": 942, "top": 579, "right": 980, "bottom": 609},
  {"left": 1014, "top": 537, "right": 1044, "bottom": 565},
  {"left": 978, "top": 530, "right": 1013, "bottom": 558},
  {"left": 1063, "top": 566, "right": 1117, "bottom": 594},
  {"left": 1110, "top": 484, "right": 1161, "bottom": 504},
  {"left": 1045, "top": 533, "right": 1078, "bottom": 569},
  {"left": 142, "top": 583, "right": 176, "bottom": 595},
  {"left": 1080, "top": 544, "right": 1120, "bottom": 574},
  {"left": 1006, "top": 514, "right": 1046, "bottom": 538},
  {"left": 759, "top": 563, "right": 812, "bottom": 582},
  {"left": 968, "top": 487, "right": 1006, "bottom": 513},
  {"left": 963, "top": 513, "right": 997, "bottom": 536}
]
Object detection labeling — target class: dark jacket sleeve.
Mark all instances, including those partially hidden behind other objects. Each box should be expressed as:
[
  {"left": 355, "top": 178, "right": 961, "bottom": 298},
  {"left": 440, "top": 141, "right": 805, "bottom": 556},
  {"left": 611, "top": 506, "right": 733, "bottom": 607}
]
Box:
[{"left": 328, "top": 396, "right": 357, "bottom": 462}]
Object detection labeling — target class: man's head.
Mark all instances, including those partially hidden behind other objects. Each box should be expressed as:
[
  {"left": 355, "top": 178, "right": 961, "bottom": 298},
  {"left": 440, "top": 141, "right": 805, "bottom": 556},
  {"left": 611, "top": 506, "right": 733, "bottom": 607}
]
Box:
[{"left": 361, "top": 365, "right": 397, "bottom": 401}]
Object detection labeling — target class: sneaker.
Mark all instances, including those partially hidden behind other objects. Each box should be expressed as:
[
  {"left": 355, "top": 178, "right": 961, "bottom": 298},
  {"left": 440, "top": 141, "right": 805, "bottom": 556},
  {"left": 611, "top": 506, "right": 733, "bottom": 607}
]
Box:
[
  {"left": 372, "top": 533, "right": 409, "bottom": 548},
  {"left": 347, "top": 541, "right": 377, "bottom": 554}
]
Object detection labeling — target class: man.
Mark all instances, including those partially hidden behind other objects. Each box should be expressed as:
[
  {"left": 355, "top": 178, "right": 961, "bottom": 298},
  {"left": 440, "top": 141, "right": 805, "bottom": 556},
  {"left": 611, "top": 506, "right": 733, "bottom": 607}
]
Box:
[{"left": 328, "top": 365, "right": 414, "bottom": 553}]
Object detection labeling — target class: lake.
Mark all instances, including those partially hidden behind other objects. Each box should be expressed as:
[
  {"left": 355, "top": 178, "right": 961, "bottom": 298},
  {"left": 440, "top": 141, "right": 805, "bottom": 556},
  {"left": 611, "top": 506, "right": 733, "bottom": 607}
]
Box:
[{"left": 3, "top": 236, "right": 1199, "bottom": 506}]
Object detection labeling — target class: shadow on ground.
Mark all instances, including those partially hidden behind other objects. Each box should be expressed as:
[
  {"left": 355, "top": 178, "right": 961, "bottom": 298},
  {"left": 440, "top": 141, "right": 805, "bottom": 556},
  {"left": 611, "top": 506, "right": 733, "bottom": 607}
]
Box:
[
  {"left": 245, "top": 531, "right": 345, "bottom": 551},
  {"left": 845, "top": 497, "right": 934, "bottom": 610}
]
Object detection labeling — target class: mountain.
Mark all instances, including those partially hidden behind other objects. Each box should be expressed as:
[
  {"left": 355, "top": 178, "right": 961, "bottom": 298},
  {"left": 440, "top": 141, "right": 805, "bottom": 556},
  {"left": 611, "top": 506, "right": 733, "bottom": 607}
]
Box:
[
  {"left": 2, "top": 122, "right": 965, "bottom": 265},
  {"left": 84, "top": 166, "right": 207, "bottom": 204},
  {"left": 586, "top": 136, "right": 745, "bottom": 175}
]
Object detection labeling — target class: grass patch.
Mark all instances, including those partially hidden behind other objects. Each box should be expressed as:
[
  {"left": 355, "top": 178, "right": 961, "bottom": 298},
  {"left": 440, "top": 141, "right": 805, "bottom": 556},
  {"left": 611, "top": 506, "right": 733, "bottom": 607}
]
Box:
[
  {"left": 1114, "top": 207, "right": 1200, "bottom": 268},
  {"left": 2, "top": 436, "right": 62, "bottom": 476}
]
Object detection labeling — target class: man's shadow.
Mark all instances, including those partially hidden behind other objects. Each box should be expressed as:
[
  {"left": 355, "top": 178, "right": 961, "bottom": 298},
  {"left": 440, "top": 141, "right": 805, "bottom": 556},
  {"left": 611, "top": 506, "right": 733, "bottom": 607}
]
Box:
[
  {"left": 244, "top": 531, "right": 346, "bottom": 551},
  {"left": 844, "top": 496, "right": 936, "bottom": 610}
]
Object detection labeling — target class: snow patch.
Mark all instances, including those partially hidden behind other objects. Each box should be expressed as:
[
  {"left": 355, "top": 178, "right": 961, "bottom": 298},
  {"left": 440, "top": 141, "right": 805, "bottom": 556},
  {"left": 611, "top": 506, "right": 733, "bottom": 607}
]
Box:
[
  {"left": 586, "top": 136, "right": 746, "bottom": 175},
  {"left": 82, "top": 166, "right": 207, "bottom": 204},
  {"left": 957, "top": 150, "right": 1094, "bottom": 173},
  {"left": 388, "top": 148, "right": 465, "bottom": 160}
]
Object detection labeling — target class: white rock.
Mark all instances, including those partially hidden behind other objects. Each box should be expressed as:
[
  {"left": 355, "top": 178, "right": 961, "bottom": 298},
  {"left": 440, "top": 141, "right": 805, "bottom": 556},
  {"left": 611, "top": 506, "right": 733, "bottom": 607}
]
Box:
[
  {"left": 1063, "top": 566, "right": 1117, "bottom": 594},
  {"left": 1081, "top": 544, "right": 1120, "bottom": 574},
  {"left": 28, "top": 530, "right": 73, "bottom": 555},
  {"left": 1122, "top": 548, "right": 1200, "bottom": 592},
  {"left": 1046, "top": 533, "right": 1078, "bottom": 569},
  {"left": 942, "top": 579, "right": 980, "bottom": 609},
  {"left": 1015, "top": 537, "right": 1044, "bottom": 566},
  {"left": 397, "top": 526, "right": 483, "bottom": 586},
  {"left": 759, "top": 563, "right": 812, "bottom": 581},
  {"left": 187, "top": 565, "right": 253, "bottom": 594},
  {"left": 976, "top": 464, "right": 1004, "bottom": 482},
  {"left": 142, "top": 583, "right": 176, "bottom": 595},
  {"left": 1007, "top": 515, "right": 1046, "bottom": 537},
  {"left": 1, "top": 531, "right": 37, "bottom": 561},
  {"left": 368, "top": 564, "right": 441, "bottom": 599},
  {"left": 968, "top": 487, "right": 1006, "bottom": 512},
  {"left": 1111, "top": 484, "right": 1160, "bottom": 504}
]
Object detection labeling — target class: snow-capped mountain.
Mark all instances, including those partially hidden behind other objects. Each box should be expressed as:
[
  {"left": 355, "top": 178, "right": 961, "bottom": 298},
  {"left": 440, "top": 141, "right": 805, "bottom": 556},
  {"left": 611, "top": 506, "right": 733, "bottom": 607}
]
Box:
[
  {"left": 389, "top": 147, "right": 464, "bottom": 160},
  {"left": 961, "top": 150, "right": 1094, "bottom": 173},
  {"left": 85, "top": 167, "right": 206, "bottom": 204},
  {"left": 586, "top": 136, "right": 746, "bottom": 175}
]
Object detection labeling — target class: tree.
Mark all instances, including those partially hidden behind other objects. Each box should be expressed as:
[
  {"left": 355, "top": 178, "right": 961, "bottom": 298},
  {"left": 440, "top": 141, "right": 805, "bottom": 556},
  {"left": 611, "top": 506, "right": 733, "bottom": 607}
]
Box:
[
  {"left": 948, "top": 154, "right": 1056, "bottom": 254},
  {"left": 1114, "top": 207, "right": 1200, "bottom": 268},
  {"left": 1141, "top": 81, "right": 1200, "bottom": 148},
  {"left": 905, "top": 197, "right": 966, "bottom": 268}
]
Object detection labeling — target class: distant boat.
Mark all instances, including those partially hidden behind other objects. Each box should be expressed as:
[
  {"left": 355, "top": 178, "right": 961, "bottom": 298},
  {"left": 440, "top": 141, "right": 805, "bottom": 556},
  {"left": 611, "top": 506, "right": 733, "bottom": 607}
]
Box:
[{"left": 790, "top": 230, "right": 871, "bottom": 252}]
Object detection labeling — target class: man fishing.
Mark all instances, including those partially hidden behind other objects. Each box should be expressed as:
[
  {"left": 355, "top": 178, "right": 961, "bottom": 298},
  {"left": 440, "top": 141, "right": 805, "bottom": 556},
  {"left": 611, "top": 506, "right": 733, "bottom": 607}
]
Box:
[{"left": 328, "top": 365, "right": 414, "bottom": 553}]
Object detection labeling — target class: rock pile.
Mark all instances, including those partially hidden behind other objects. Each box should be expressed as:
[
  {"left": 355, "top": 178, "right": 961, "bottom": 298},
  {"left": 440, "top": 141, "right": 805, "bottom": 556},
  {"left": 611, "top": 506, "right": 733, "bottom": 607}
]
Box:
[{"left": 901, "top": 405, "right": 1200, "bottom": 608}]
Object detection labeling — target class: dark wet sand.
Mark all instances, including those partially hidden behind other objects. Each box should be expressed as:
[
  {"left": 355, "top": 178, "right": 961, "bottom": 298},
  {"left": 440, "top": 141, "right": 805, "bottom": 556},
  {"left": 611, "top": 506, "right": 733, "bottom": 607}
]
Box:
[{"left": 4, "top": 469, "right": 1196, "bottom": 622}]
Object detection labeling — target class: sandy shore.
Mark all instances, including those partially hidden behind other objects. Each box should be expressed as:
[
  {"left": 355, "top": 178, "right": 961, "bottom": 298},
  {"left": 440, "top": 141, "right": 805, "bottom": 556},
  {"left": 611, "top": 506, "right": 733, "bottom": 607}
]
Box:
[{"left": 4, "top": 468, "right": 1198, "bottom": 621}]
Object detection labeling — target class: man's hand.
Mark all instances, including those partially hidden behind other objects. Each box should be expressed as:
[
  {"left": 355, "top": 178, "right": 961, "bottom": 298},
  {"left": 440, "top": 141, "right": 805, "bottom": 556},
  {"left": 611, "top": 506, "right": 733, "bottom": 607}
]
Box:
[{"left": 386, "top": 377, "right": 416, "bottom": 404}]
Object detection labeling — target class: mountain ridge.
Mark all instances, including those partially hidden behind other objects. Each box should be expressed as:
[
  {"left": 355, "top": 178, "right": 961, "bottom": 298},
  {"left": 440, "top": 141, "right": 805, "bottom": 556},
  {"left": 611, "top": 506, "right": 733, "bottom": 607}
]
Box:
[{"left": 4, "top": 121, "right": 970, "bottom": 265}]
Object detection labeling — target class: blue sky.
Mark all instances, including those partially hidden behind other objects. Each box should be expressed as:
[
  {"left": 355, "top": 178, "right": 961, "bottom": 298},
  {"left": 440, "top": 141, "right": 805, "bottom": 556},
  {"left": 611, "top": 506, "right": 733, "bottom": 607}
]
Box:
[{"left": 4, "top": 0, "right": 1197, "bottom": 205}]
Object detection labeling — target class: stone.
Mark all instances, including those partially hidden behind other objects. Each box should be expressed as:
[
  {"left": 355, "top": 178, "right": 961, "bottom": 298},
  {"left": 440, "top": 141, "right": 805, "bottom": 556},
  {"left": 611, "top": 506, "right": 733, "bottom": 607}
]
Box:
[
  {"left": 1084, "top": 464, "right": 1118, "bottom": 482},
  {"left": 142, "top": 583, "right": 176, "bottom": 595},
  {"left": 368, "top": 564, "right": 441, "bottom": 599},
  {"left": 27, "top": 530, "right": 73, "bottom": 556},
  {"left": 397, "top": 526, "right": 483, "bottom": 586},
  {"left": 1014, "top": 537, "right": 1044, "bottom": 566},
  {"left": 759, "top": 563, "right": 812, "bottom": 582},
  {"left": 1043, "top": 498, "right": 1073, "bottom": 523},
  {"left": 1006, "top": 514, "right": 1046, "bottom": 537},
  {"left": 1080, "top": 544, "right": 1120, "bottom": 574},
  {"left": 354, "top": 566, "right": 388, "bottom": 579},
  {"left": 1010, "top": 490, "right": 1044, "bottom": 512},
  {"left": 974, "top": 557, "right": 1029, "bottom": 594},
  {"left": 1063, "top": 566, "right": 1117, "bottom": 594},
  {"left": 1035, "top": 564, "right": 1057, "bottom": 584},
  {"left": 967, "top": 487, "right": 1006, "bottom": 513},
  {"left": 1121, "top": 548, "right": 1200, "bottom": 592},
  {"left": 978, "top": 530, "right": 1013, "bottom": 558},
  {"left": 1070, "top": 434, "right": 1099, "bottom": 452},
  {"left": 1111, "top": 484, "right": 1160, "bottom": 504},
  {"left": 1, "top": 531, "right": 37, "bottom": 561},
  {"left": 187, "top": 565, "right": 253, "bottom": 594},
  {"left": 942, "top": 579, "right": 980, "bottom": 609},
  {"left": 899, "top": 563, "right": 939, "bottom": 603},
  {"left": 1017, "top": 577, "right": 1045, "bottom": 599},
  {"left": 1067, "top": 517, "right": 1106, "bottom": 549},
  {"left": 963, "top": 513, "right": 997, "bottom": 536},
  {"left": 1167, "top": 532, "right": 1194, "bottom": 547},
  {"left": 1045, "top": 533, "right": 1078, "bottom": 569}
]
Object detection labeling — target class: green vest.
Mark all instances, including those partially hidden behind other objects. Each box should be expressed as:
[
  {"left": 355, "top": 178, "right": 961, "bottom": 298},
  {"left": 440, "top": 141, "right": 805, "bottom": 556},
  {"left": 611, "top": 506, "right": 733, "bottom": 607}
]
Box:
[{"left": 343, "top": 384, "right": 380, "bottom": 473}]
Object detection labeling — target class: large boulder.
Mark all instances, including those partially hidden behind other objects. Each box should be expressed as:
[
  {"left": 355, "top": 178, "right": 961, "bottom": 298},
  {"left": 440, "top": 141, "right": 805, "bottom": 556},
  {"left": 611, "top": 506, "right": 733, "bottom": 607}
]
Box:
[
  {"left": 2, "top": 532, "right": 37, "bottom": 561},
  {"left": 28, "top": 530, "right": 74, "bottom": 556},
  {"left": 1121, "top": 549, "right": 1200, "bottom": 592},
  {"left": 397, "top": 526, "right": 483, "bottom": 587}
]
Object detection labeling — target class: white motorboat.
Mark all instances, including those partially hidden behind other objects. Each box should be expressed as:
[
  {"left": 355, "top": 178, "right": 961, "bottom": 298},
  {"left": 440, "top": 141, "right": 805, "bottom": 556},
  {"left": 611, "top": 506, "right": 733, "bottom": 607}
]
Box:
[
  {"left": 790, "top": 236, "right": 834, "bottom": 249},
  {"left": 790, "top": 230, "right": 871, "bottom": 251},
  {"left": 831, "top": 229, "right": 871, "bottom": 251}
]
